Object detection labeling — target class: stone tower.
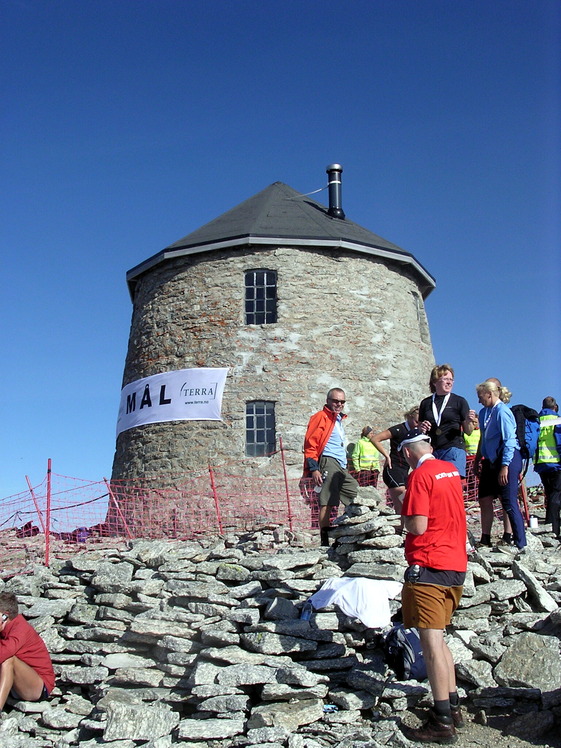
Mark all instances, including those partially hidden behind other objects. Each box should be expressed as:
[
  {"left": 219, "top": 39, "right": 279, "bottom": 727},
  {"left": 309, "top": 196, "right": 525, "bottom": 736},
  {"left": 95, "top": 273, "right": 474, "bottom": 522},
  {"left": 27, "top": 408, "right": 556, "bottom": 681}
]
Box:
[{"left": 111, "top": 166, "right": 436, "bottom": 488}]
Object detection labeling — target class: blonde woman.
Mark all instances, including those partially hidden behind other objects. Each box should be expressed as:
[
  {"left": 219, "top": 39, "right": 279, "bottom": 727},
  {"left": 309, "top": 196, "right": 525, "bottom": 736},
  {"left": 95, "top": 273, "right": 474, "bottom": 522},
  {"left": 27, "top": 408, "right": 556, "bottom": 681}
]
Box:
[{"left": 474, "top": 380, "right": 526, "bottom": 552}]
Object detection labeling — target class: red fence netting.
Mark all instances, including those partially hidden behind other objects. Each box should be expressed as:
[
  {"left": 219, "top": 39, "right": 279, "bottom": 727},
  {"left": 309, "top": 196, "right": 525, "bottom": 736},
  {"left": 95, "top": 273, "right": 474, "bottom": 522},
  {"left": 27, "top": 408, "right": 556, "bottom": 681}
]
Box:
[
  {"left": 1, "top": 450, "right": 486, "bottom": 578},
  {"left": 0, "top": 449, "right": 325, "bottom": 577}
]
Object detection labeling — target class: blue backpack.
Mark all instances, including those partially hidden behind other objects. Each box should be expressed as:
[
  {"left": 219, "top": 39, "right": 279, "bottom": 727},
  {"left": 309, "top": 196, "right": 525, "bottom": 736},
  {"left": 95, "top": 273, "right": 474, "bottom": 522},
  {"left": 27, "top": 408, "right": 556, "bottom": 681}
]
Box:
[
  {"left": 382, "top": 624, "right": 427, "bottom": 681},
  {"left": 510, "top": 404, "right": 540, "bottom": 461}
]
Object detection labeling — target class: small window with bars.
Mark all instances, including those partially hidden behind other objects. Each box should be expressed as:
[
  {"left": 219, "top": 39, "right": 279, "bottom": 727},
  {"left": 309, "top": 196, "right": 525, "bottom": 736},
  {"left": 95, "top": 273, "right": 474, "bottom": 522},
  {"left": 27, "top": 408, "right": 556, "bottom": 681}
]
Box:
[
  {"left": 245, "top": 269, "right": 277, "bottom": 325},
  {"left": 245, "top": 401, "right": 276, "bottom": 457}
]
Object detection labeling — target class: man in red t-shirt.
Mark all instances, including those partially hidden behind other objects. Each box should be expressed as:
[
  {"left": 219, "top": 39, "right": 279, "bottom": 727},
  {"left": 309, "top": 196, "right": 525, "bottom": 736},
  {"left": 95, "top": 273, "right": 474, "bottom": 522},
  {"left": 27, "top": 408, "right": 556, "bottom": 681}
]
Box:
[
  {"left": 0, "top": 592, "right": 55, "bottom": 711},
  {"left": 398, "top": 429, "right": 467, "bottom": 744}
]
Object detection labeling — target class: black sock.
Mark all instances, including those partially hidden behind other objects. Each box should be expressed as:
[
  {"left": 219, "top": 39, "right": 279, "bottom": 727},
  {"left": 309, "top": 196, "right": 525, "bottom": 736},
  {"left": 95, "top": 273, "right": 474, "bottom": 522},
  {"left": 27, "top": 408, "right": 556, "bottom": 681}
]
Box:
[
  {"left": 449, "top": 692, "right": 459, "bottom": 707},
  {"left": 480, "top": 533, "right": 491, "bottom": 545},
  {"left": 433, "top": 699, "right": 451, "bottom": 718},
  {"left": 502, "top": 532, "right": 512, "bottom": 543}
]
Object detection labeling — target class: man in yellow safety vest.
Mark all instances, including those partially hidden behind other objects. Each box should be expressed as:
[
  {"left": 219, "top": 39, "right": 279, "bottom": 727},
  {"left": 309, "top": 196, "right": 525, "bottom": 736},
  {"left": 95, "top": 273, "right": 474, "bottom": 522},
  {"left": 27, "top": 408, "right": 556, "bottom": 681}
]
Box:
[
  {"left": 352, "top": 426, "right": 380, "bottom": 487},
  {"left": 463, "top": 412, "right": 481, "bottom": 456},
  {"left": 534, "top": 396, "right": 561, "bottom": 540}
]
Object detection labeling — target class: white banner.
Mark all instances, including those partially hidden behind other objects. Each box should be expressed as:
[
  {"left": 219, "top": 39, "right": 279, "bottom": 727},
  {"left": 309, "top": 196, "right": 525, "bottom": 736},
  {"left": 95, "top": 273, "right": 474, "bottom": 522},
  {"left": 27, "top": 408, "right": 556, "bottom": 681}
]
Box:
[{"left": 116, "top": 367, "right": 229, "bottom": 436}]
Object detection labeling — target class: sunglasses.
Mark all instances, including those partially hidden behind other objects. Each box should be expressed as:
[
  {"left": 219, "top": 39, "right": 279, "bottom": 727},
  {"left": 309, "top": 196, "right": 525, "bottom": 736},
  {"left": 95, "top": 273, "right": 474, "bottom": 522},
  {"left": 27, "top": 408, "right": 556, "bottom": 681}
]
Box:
[{"left": 329, "top": 399, "right": 346, "bottom": 405}]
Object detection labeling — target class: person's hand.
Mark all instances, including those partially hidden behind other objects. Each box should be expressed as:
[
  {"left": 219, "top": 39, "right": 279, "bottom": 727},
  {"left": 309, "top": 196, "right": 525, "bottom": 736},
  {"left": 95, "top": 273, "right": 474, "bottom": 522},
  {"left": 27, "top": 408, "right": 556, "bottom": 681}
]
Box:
[
  {"left": 499, "top": 465, "right": 509, "bottom": 486},
  {"left": 468, "top": 409, "right": 477, "bottom": 423},
  {"left": 419, "top": 420, "right": 432, "bottom": 434},
  {"left": 384, "top": 457, "right": 392, "bottom": 470},
  {"left": 312, "top": 470, "right": 323, "bottom": 487}
]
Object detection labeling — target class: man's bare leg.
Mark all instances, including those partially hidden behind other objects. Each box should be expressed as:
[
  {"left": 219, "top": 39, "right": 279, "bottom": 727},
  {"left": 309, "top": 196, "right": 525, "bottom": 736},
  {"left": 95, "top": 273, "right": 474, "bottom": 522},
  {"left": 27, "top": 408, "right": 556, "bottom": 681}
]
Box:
[
  {"left": 418, "top": 628, "right": 456, "bottom": 702},
  {"left": 389, "top": 486, "right": 405, "bottom": 515},
  {"left": 0, "top": 657, "right": 44, "bottom": 710},
  {"left": 318, "top": 505, "right": 331, "bottom": 529},
  {"left": 318, "top": 505, "right": 331, "bottom": 545},
  {"left": 479, "top": 495, "right": 495, "bottom": 538},
  {"left": 401, "top": 628, "right": 458, "bottom": 742}
]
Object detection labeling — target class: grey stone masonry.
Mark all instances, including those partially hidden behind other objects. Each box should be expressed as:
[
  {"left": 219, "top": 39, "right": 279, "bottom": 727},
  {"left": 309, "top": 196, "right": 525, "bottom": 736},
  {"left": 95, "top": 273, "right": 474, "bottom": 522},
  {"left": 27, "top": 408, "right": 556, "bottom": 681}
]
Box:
[{"left": 112, "top": 244, "right": 435, "bottom": 486}]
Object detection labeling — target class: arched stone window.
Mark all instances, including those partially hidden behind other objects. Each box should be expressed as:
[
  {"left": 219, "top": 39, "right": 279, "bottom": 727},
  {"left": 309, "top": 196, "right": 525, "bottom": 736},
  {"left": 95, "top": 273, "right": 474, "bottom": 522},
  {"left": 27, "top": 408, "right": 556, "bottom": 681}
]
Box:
[
  {"left": 244, "top": 269, "right": 277, "bottom": 325},
  {"left": 246, "top": 401, "right": 276, "bottom": 456}
]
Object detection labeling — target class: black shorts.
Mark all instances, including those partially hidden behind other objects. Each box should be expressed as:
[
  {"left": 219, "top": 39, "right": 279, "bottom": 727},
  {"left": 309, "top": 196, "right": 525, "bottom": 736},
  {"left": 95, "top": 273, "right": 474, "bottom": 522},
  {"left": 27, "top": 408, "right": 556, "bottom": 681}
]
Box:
[
  {"left": 382, "top": 464, "right": 409, "bottom": 489},
  {"left": 10, "top": 684, "right": 50, "bottom": 702}
]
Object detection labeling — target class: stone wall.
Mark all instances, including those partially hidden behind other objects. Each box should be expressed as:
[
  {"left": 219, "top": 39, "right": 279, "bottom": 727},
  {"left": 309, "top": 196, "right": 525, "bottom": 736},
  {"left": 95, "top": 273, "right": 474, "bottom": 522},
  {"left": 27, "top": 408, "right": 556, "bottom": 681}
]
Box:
[{"left": 112, "top": 246, "right": 434, "bottom": 485}]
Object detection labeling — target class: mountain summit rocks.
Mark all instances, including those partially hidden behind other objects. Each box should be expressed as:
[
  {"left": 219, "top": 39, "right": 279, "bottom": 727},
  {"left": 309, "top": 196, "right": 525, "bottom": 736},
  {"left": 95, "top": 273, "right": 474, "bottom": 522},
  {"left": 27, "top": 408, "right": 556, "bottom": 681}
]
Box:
[{"left": 1, "top": 486, "right": 560, "bottom": 746}]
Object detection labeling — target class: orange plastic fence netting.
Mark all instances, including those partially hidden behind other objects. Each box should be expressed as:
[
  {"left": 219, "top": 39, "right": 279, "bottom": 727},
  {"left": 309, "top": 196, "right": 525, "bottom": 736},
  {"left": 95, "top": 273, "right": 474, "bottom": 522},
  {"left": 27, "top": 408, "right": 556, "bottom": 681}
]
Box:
[
  {"left": 0, "top": 461, "right": 324, "bottom": 576},
  {"left": 106, "top": 470, "right": 322, "bottom": 540},
  {"left": 0, "top": 474, "right": 115, "bottom": 577},
  {"left": 0, "top": 454, "right": 485, "bottom": 578},
  {"left": 464, "top": 456, "right": 479, "bottom": 513}
]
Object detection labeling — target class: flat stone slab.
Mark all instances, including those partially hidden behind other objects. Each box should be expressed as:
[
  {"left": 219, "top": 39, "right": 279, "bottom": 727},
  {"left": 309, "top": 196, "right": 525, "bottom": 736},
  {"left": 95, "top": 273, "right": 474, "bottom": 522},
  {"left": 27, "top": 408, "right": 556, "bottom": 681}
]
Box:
[
  {"left": 241, "top": 632, "right": 317, "bottom": 655},
  {"left": 247, "top": 698, "right": 324, "bottom": 730},
  {"left": 494, "top": 631, "right": 561, "bottom": 690},
  {"left": 103, "top": 702, "right": 179, "bottom": 741},
  {"left": 177, "top": 718, "right": 245, "bottom": 740}
]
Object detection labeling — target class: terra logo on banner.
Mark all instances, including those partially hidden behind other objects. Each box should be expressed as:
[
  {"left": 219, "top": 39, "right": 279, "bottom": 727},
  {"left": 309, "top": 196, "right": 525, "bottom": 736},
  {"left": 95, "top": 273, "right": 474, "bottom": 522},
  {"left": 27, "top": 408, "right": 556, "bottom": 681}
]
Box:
[{"left": 116, "top": 367, "right": 229, "bottom": 436}]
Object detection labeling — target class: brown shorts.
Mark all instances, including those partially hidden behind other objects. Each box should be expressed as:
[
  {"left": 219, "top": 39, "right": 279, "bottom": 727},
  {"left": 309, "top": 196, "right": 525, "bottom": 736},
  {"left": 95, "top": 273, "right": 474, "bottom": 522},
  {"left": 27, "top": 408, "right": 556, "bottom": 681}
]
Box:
[{"left": 401, "top": 582, "right": 463, "bottom": 629}]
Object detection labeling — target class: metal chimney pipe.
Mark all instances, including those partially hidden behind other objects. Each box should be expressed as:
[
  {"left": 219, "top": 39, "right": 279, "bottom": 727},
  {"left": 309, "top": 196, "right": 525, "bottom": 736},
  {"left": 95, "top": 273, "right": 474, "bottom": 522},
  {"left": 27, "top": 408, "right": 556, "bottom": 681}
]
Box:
[{"left": 326, "top": 163, "right": 345, "bottom": 219}]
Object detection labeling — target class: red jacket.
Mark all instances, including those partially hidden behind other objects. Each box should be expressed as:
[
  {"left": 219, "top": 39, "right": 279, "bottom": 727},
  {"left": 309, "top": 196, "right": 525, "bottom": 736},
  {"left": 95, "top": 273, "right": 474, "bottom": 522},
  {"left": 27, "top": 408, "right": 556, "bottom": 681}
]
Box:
[
  {"left": 0, "top": 614, "right": 55, "bottom": 693},
  {"left": 303, "top": 406, "right": 347, "bottom": 475}
]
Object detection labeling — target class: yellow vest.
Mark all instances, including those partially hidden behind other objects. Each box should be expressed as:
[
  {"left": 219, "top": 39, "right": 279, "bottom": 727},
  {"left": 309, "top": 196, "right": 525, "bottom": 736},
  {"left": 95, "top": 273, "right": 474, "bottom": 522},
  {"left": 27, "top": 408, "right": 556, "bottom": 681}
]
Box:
[
  {"left": 536, "top": 414, "right": 561, "bottom": 465},
  {"left": 352, "top": 437, "right": 380, "bottom": 471},
  {"left": 463, "top": 428, "right": 481, "bottom": 456}
]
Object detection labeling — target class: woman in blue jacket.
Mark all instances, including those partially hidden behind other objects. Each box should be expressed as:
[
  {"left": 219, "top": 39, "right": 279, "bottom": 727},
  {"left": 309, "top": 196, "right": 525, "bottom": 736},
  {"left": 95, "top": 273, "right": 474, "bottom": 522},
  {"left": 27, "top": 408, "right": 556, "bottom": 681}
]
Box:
[{"left": 474, "top": 380, "right": 526, "bottom": 551}]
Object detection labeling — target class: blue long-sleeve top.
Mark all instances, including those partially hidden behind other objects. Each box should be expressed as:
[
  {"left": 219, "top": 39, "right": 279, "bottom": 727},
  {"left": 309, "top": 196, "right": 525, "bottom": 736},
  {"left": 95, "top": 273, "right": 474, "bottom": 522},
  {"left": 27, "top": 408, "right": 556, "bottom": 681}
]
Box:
[{"left": 479, "top": 400, "right": 519, "bottom": 466}]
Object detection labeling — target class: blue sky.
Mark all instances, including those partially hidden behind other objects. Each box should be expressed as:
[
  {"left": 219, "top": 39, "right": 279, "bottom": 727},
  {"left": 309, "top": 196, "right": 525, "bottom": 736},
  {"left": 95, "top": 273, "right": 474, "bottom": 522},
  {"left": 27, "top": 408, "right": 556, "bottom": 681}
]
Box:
[{"left": 2, "top": 0, "right": 560, "bottom": 497}]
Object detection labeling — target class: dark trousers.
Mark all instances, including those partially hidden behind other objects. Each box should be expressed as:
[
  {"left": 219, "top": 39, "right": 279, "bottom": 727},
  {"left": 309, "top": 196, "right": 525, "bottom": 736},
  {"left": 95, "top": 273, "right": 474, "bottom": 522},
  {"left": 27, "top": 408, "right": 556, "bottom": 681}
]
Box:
[
  {"left": 500, "top": 450, "right": 526, "bottom": 548},
  {"left": 541, "top": 470, "right": 561, "bottom": 537},
  {"left": 479, "top": 450, "right": 526, "bottom": 548},
  {"left": 501, "top": 450, "right": 526, "bottom": 548}
]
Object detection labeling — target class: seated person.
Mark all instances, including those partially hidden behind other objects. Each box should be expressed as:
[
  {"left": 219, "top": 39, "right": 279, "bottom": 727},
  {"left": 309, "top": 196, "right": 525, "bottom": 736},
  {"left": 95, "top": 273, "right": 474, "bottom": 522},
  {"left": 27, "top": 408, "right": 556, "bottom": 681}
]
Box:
[{"left": 0, "top": 592, "right": 55, "bottom": 711}]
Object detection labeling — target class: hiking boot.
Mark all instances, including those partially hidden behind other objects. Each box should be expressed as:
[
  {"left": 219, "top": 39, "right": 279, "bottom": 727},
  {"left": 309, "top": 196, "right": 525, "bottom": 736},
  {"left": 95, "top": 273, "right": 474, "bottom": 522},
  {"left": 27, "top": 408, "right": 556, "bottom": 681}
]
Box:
[
  {"left": 495, "top": 537, "right": 513, "bottom": 547},
  {"left": 474, "top": 539, "right": 491, "bottom": 549},
  {"left": 401, "top": 711, "right": 457, "bottom": 744},
  {"left": 495, "top": 544, "right": 526, "bottom": 557},
  {"left": 450, "top": 704, "right": 465, "bottom": 729}
]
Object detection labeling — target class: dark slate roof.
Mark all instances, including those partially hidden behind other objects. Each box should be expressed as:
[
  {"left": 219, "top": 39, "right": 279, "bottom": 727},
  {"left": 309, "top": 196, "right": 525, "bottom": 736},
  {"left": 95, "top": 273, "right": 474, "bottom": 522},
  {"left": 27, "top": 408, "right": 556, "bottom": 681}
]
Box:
[{"left": 127, "top": 181, "right": 435, "bottom": 298}]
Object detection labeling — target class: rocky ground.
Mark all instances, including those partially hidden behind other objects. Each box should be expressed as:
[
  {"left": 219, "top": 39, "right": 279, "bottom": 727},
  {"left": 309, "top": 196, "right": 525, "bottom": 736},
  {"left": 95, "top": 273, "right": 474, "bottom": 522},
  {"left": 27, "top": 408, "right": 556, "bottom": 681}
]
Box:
[{"left": 0, "top": 486, "right": 560, "bottom": 748}]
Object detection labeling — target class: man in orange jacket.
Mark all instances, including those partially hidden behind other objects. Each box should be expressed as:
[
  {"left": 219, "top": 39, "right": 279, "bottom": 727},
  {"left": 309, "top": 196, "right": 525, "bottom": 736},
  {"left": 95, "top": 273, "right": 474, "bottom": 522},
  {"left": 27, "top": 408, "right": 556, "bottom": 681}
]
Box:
[{"left": 303, "top": 387, "right": 358, "bottom": 545}]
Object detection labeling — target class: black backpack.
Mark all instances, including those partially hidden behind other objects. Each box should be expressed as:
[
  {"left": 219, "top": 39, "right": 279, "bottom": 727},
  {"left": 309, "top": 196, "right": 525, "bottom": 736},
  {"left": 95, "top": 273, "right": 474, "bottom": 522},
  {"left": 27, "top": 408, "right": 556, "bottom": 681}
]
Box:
[
  {"left": 382, "top": 624, "right": 427, "bottom": 681},
  {"left": 510, "top": 404, "right": 540, "bottom": 477}
]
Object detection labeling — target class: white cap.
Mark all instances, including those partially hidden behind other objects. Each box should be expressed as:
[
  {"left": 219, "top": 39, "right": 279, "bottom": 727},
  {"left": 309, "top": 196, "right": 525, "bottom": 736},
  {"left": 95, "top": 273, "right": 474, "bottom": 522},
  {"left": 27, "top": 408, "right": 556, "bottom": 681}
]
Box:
[{"left": 398, "top": 428, "right": 431, "bottom": 451}]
